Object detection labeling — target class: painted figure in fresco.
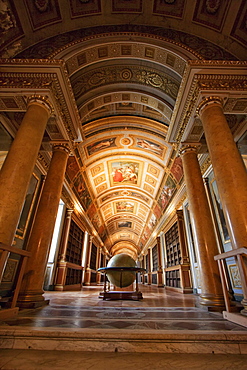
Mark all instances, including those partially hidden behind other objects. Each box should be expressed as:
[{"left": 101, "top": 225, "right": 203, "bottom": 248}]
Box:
[
  {"left": 116, "top": 201, "right": 134, "bottom": 212},
  {"left": 136, "top": 138, "right": 162, "bottom": 155},
  {"left": 111, "top": 162, "right": 139, "bottom": 184},
  {"left": 87, "top": 137, "right": 116, "bottom": 155},
  {"left": 113, "top": 168, "right": 124, "bottom": 182},
  {"left": 158, "top": 176, "right": 176, "bottom": 210},
  {"left": 118, "top": 221, "right": 132, "bottom": 228}
]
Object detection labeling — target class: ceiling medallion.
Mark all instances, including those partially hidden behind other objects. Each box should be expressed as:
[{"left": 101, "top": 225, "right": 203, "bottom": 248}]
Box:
[
  {"left": 120, "top": 137, "right": 131, "bottom": 146},
  {"left": 120, "top": 69, "right": 133, "bottom": 80},
  {"left": 121, "top": 191, "right": 130, "bottom": 196},
  {"left": 34, "top": 0, "right": 49, "bottom": 12}
]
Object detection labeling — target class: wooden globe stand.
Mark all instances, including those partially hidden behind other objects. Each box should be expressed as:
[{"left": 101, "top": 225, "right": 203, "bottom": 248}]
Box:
[{"left": 98, "top": 267, "right": 146, "bottom": 300}]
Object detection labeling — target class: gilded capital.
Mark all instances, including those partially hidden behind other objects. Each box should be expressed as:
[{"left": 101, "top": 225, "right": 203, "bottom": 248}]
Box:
[
  {"left": 52, "top": 141, "right": 71, "bottom": 155},
  {"left": 196, "top": 96, "right": 223, "bottom": 116},
  {"left": 28, "top": 95, "right": 54, "bottom": 115},
  {"left": 179, "top": 143, "right": 201, "bottom": 156}
]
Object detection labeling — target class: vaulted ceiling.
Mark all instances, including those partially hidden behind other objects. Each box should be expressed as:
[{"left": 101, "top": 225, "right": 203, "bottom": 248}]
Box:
[{"left": 0, "top": 0, "right": 246, "bottom": 259}]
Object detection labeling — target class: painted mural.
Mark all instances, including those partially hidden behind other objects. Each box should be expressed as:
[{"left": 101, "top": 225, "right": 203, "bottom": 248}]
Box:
[
  {"left": 87, "top": 137, "right": 117, "bottom": 155},
  {"left": 115, "top": 201, "right": 134, "bottom": 213},
  {"left": 136, "top": 138, "right": 163, "bottom": 156},
  {"left": 101, "top": 190, "right": 149, "bottom": 203},
  {"left": 110, "top": 161, "right": 139, "bottom": 184},
  {"left": 101, "top": 191, "right": 121, "bottom": 202},
  {"left": 170, "top": 156, "right": 183, "bottom": 182},
  {"left": 73, "top": 172, "right": 92, "bottom": 210},
  {"left": 130, "top": 191, "right": 149, "bottom": 203},
  {"left": 66, "top": 156, "right": 80, "bottom": 182},
  {"left": 118, "top": 221, "right": 132, "bottom": 228},
  {"left": 148, "top": 213, "right": 157, "bottom": 229},
  {"left": 153, "top": 204, "right": 162, "bottom": 220},
  {"left": 98, "top": 224, "right": 107, "bottom": 242},
  {"left": 158, "top": 175, "right": 176, "bottom": 210}
]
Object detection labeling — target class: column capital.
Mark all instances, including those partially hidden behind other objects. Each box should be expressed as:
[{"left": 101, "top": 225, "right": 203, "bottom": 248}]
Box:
[
  {"left": 196, "top": 96, "right": 223, "bottom": 116},
  {"left": 52, "top": 141, "right": 71, "bottom": 155},
  {"left": 27, "top": 95, "right": 54, "bottom": 115},
  {"left": 179, "top": 143, "right": 201, "bottom": 156},
  {"left": 66, "top": 208, "right": 74, "bottom": 216}
]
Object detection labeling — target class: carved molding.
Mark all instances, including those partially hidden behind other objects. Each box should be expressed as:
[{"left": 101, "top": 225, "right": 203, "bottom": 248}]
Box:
[
  {"left": 170, "top": 62, "right": 247, "bottom": 144},
  {"left": 200, "top": 156, "right": 212, "bottom": 175},
  {"left": 37, "top": 153, "right": 49, "bottom": 170},
  {"left": 0, "top": 61, "right": 80, "bottom": 142},
  {"left": 72, "top": 64, "right": 180, "bottom": 101}
]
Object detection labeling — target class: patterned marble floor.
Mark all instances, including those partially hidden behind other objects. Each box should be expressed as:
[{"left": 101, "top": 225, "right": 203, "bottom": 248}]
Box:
[
  {"left": 1, "top": 285, "right": 246, "bottom": 332},
  {"left": 1, "top": 285, "right": 247, "bottom": 369}
]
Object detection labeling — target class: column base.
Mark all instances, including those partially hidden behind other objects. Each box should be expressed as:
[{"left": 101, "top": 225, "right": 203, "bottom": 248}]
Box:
[
  {"left": 240, "top": 298, "right": 247, "bottom": 317},
  {"left": 197, "top": 293, "right": 226, "bottom": 312},
  {"left": 17, "top": 290, "right": 49, "bottom": 309},
  {"left": 84, "top": 269, "right": 91, "bottom": 285}
]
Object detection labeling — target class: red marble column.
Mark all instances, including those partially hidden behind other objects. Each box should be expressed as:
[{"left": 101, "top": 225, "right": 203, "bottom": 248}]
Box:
[
  {"left": 180, "top": 144, "right": 225, "bottom": 310},
  {"left": 0, "top": 98, "right": 52, "bottom": 246},
  {"left": 198, "top": 98, "right": 247, "bottom": 251},
  {"left": 198, "top": 97, "right": 247, "bottom": 314},
  {"left": 18, "top": 143, "right": 70, "bottom": 307}
]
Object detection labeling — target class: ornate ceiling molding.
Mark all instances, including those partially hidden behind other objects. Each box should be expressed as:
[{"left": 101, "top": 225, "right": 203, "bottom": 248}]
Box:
[
  {"left": 0, "top": 59, "right": 81, "bottom": 142},
  {"left": 15, "top": 25, "right": 236, "bottom": 61},
  {"left": 167, "top": 61, "right": 247, "bottom": 145}
]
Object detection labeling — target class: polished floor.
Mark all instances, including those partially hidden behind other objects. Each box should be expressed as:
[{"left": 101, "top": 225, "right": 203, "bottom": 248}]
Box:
[
  {"left": 1, "top": 285, "right": 247, "bottom": 369},
  {"left": 0, "top": 286, "right": 247, "bottom": 332},
  {"left": 1, "top": 285, "right": 246, "bottom": 332}
]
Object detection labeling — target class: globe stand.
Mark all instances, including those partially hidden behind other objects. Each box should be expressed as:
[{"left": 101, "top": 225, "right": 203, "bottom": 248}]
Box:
[{"left": 97, "top": 267, "right": 146, "bottom": 301}]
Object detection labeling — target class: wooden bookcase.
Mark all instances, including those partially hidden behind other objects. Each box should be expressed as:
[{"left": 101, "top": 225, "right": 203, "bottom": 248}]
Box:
[
  {"left": 164, "top": 210, "right": 192, "bottom": 293},
  {"left": 66, "top": 220, "right": 84, "bottom": 265},
  {"left": 54, "top": 218, "right": 84, "bottom": 291},
  {"left": 165, "top": 222, "right": 181, "bottom": 268},
  {"left": 152, "top": 244, "right": 158, "bottom": 271}
]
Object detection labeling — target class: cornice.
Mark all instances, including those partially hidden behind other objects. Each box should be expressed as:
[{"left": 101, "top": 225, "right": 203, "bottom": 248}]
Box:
[
  {"left": 0, "top": 59, "right": 81, "bottom": 143},
  {"left": 167, "top": 61, "right": 247, "bottom": 145}
]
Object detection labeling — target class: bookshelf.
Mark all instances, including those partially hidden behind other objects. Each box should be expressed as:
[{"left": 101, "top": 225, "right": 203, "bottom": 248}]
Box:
[{"left": 164, "top": 210, "right": 192, "bottom": 293}]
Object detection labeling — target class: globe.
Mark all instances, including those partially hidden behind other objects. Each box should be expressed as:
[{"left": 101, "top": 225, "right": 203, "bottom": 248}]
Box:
[{"left": 106, "top": 253, "right": 136, "bottom": 288}]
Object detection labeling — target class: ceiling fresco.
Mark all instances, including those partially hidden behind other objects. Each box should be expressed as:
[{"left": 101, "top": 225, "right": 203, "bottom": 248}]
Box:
[{"left": 0, "top": 0, "right": 246, "bottom": 258}]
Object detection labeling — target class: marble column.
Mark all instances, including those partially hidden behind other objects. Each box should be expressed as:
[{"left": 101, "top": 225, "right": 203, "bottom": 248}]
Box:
[
  {"left": 18, "top": 142, "right": 70, "bottom": 307},
  {"left": 198, "top": 97, "right": 247, "bottom": 313},
  {"left": 0, "top": 97, "right": 52, "bottom": 246},
  {"left": 157, "top": 236, "right": 164, "bottom": 287},
  {"left": 180, "top": 144, "right": 225, "bottom": 310},
  {"left": 147, "top": 248, "right": 152, "bottom": 285},
  {"left": 84, "top": 235, "right": 93, "bottom": 286},
  {"left": 198, "top": 98, "right": 247, "bottom": 251}
]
